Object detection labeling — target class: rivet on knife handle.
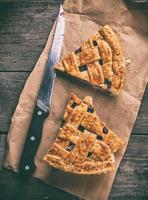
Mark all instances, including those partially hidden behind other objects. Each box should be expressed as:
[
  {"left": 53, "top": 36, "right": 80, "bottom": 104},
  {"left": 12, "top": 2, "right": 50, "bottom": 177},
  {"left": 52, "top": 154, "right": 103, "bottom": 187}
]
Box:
[
  {"left": 19, "top": 104, "right": 48, "bottom": 176},
  {"left": 19, "top": 4, "right": 65, "bottom": 177}
]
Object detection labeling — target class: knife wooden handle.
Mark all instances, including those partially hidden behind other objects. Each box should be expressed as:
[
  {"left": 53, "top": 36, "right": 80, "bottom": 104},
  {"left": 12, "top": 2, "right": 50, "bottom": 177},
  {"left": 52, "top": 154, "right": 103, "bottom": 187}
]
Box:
[{"left": 19, "top": 104, "right": 48, "bottom": 177}]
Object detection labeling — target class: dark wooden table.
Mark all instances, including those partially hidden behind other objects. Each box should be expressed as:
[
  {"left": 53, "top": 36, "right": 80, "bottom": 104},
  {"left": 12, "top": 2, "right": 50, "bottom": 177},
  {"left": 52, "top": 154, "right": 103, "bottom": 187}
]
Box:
[{"left": 0, "top": 1, "right": 148, "bottom": 200}]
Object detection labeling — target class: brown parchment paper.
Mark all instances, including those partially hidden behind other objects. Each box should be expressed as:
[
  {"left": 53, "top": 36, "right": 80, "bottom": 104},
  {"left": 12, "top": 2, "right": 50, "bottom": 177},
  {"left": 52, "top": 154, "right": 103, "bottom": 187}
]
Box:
[{"left": 4, "top": 0, "right": 148, "bottom": 200}]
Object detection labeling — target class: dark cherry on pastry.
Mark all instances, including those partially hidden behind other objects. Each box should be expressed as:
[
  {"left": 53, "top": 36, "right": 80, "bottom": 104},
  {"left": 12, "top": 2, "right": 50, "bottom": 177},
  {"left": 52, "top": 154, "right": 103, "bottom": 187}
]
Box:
[
  {"left": 44, "top": 93, "right": 124, "bottom": 175},
  {"left": 55, "top": 25, "right": 125, "bottom": 95},
  {"left": 74, "top": 48, "right": 81, "bottom": 54},
  {"left": 79, "top": 65, "right": 87, "bottom": 72}
]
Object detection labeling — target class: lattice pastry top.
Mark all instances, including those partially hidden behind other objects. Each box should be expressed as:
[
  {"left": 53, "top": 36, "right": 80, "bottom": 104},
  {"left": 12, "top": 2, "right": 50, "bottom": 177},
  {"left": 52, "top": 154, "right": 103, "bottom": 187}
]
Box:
[
  {"left": 55, "top": 25, "right": 125, "bottom": 95},
  {"left": 44, "top": 93, "right": 124, "bottom": 175}
]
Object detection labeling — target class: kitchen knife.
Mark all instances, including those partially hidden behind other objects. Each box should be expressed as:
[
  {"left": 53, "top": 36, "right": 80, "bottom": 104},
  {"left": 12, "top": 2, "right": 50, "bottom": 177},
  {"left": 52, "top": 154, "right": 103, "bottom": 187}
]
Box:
[{"left": 19, "top": 5, "right": 65, "bottom": 177}]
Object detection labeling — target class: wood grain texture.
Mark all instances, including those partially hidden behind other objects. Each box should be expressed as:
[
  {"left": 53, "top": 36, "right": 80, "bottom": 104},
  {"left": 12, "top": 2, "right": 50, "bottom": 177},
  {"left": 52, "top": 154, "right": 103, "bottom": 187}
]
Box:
[
  {"left": 110, "top": 135, "right": 148, "bottom": 200},
  {"left": 0, "top": 135, "right": 7, "bottom": 169},
  {"left": 0, "top": 1, "right": 64, "bottom": 71},
  {"left": 0, "top": 135, "right": 148, "bottom": 200},
  {"left": 132, "top": 87, "right": 148, "bottom": 135},
  {"left": 0, "top": 1, "right": 148, "bottom": 200},
  {"left": 0, "top": 72, "right": 148, "bottom": 132},
  {"left": 0, "top": 72, "right": 29, "bottom": 131}
]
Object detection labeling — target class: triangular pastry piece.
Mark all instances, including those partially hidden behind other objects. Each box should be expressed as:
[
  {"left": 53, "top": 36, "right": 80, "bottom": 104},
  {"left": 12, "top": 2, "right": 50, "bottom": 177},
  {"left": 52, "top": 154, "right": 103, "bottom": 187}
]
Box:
[
  {"left": 44, "top": 93, "right": 124, "bottom": 175},
  {"left": 55, "top": 25, "right": 125, "bottom": 95}
]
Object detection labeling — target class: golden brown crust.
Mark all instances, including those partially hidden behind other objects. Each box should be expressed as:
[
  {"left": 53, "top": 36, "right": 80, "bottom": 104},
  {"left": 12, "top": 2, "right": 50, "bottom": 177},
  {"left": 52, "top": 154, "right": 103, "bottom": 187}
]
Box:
[
  {"left": 66, "top": 130, "right": 96, "bottom": 163},
  {"left": 99, "top": 25, "right": 125, "bottom": 94},
  {"left": 43, "top": 154, "right": 114, "bottom": 175},
  {"left": 97, "top": 40, "right": 113, "bottom": 81},
  {"left": 66, "top": 102, "right": 88, "bottom": 127},
  {"left": 103, "top": 131, "right": 124, "bottom": 153},
  {"left": 76, "top": 46, "right": 100, "bottom": 65},
  {"left": 44, "top": 93, "right": 124, "bottom": 175},
  {"left": 55, "top": 61, "right": 65, "bottom": 72},
  {"left": 80, "top": 32, "right": 102, "bottom": 50},
  {"left": 62, "top": 53, "right": 78, "bottom": 75},
  {"left": 81, "top": 112, "right": 104, "bottom": 137},
  {"left": 54, "top": 25, "right": 125, "bottom": 95},
  {"left": 63, "top": 92, "right": 82, "bottom": 121},
  {"left": 58, "top": 124, "right": 80, "bottom": 144},
  {"left": 87, "top": 62, "right": 104, "bottom": 85}
]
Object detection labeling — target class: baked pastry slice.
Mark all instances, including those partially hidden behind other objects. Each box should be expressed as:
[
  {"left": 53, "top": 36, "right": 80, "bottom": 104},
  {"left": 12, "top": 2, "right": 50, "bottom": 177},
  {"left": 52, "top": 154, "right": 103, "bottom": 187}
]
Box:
[
  {"left": 55, "top": 25, "right": 125, "bottom": 95},
  {"left": 44, "top": 93, "right": 124, "bottom": 175}
]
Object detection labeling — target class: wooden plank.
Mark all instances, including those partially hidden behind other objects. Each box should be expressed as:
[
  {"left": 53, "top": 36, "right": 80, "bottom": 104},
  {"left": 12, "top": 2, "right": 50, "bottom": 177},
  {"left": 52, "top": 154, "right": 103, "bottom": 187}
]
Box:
[
  {"left": 0, "top": 1, "right": 64, "bottom": 71},
  {"left": 0, "top": 134, "right": 7, "bottom": 169},
  {"left": 0, "top": 1, "right": 147, "bottom": 200},
  {"left": 132, "top": 86, "right": 148, "bottom": 135},
  {"left": 0, "top": 135, "right": 79, "bottom": 200},
  {"left": 0, "top": 72, "right": 148, "bottom": 133},
  {"left": 110, "top": 135, "right": 148, "bottom": 200},
  {"left": 0, "top": 72, "right": 29, "bottom": 131},
  {"left": 0, "top": 171, "right": 79, "bottom": 200},
  {"left": 0, "top": 1, "right": 148, "bottom": 72},
  {"left": 0, "top": 134, "right": 147, "bottom": 200}
]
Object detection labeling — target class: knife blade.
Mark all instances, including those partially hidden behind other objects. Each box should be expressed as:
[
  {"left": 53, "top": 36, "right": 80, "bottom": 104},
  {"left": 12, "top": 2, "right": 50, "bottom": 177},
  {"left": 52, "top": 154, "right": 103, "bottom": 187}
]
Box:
[{"left": 19, "top": 4, "right": 65, "bottom": 177}]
